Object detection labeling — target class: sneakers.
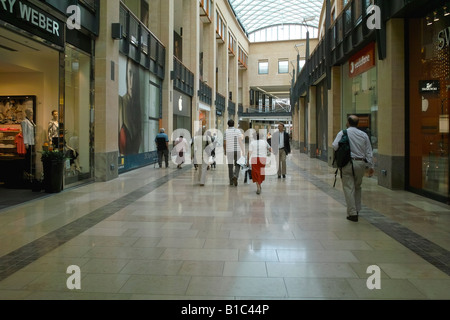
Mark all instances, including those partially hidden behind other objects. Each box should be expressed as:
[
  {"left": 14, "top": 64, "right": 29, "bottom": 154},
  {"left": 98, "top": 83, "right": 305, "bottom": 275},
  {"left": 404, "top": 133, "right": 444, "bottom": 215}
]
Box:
[{"left": 346, "top": 215, "right": 358, "bottom": 222}]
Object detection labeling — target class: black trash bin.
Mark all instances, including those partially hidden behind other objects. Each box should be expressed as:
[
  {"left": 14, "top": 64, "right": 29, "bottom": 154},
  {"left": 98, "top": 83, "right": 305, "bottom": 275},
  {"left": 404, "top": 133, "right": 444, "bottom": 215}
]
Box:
[{"left": 43, "top": 159, "right": 64, "bottom": 193}]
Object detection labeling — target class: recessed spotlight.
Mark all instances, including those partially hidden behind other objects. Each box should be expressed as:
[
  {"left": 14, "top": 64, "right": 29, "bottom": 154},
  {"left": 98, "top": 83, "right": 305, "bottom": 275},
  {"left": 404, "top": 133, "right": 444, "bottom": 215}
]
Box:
[{"left": 434, "top": 11, "right": 440, "bottom": 22}]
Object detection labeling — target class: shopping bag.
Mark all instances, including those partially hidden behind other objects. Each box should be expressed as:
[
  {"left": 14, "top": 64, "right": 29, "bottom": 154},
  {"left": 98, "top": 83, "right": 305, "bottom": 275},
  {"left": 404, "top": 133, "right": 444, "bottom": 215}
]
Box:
[{"left": 237, "top": 156, "right": 246, "bottom": 167}]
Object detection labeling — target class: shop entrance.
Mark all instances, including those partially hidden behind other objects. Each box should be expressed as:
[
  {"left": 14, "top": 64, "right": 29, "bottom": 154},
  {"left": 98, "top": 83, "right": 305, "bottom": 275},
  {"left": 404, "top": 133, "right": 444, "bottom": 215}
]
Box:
[
  {"left": 409, "top": 17, "right": 450, "bottom": 202},
  {"left": 0, "top": 27, "right": 59, "bottom": 195}
]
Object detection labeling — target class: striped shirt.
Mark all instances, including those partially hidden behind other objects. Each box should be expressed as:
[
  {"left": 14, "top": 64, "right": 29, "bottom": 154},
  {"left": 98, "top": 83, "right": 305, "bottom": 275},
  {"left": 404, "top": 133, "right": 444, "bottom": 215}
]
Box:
[{"left": 225, "top": 127, "right": 243, "bottom": 153}]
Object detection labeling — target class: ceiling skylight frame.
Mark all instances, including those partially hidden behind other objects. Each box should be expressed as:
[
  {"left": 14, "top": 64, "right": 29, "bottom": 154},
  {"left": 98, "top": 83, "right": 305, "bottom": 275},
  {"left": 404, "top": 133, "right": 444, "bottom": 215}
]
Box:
[{"left": 228, "top": 0, "right": 323, "bottom": 35}]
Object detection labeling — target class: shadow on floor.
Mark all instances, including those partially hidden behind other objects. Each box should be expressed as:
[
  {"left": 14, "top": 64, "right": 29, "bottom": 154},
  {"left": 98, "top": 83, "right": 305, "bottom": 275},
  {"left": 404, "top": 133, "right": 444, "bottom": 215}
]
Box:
[{"left": 0, "top": 185, "right": 49, "bottom": 211}]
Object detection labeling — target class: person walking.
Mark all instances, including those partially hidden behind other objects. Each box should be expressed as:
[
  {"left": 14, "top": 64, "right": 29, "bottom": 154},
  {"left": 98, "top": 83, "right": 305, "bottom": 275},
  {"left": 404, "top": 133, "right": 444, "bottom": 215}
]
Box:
[
  {"left": 224, "top": 120, "right": 245, "bottom": 187},
  {"left": 174, "top": 135, "right": 189, "bottom": 169},
  {"left": 199, "top": 130, "right": 217, "bottom": 186},
  {"left": 272, "top": 123, "right": 291, "bottom": 179},
  {"left": 249, "top": 132, "right": 272, "bottom": 195},
  {"left": 209, "top": 132, "right": 217, "bottom": 170},
  {"left": 332, "top": 115, "right": 374, "bottom": 222},
  {"left": 155, "top": 128, "right": 169, "bottom": 169}
]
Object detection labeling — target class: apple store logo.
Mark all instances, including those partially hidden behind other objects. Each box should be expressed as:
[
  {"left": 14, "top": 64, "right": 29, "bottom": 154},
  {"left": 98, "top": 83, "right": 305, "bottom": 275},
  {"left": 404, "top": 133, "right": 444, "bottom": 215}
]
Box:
[{"left": 179, "top": 96, "right": 183, "bottom": 112}]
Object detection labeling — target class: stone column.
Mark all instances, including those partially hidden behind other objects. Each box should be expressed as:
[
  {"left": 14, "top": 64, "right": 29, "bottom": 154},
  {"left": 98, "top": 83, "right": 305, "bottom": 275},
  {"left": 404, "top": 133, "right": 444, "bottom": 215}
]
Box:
[
  {"left": 159, "top": 0, "right": 174, "bottom": 137},
  {"left": 377, "top": 19, "right": 405, "bottom": 190},
  {"left": 94, "top": 0, "right": 120, "bottom": 182},
  {"left": 308, "top": 87, "right": 317, "bottom": 158},
  {"left": 292, "top": 100, "right": 300, "bottom": 150},
  {"left": 328, "top": 66, "right": 342, "bottom": 166},
  {"left": 300, "top": 97, "right": 306, "bottom": 153},
  {"left": 218, "top": 38, "right": 227, "bottom": 117},
  {"left": 182, "top": 0, "right": 200, "bottom": 131},
  {"left": 203, "top": 2, "right": 216, "bottom": 129}
]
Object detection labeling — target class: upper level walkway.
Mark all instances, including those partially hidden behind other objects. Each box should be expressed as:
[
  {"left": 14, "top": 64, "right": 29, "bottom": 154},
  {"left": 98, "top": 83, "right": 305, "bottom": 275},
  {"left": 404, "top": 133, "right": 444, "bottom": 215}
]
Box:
[{"left": 0, "top": 153, "right": 449, "bottom": 300}]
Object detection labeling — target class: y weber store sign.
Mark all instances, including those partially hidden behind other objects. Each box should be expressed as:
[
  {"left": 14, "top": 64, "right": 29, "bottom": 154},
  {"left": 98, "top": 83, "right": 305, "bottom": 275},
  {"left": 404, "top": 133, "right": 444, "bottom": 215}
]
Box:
[
  {"left": 0, "top": 0, "right": 64, "bottom": 48},
  {"left": 349, "top": 42, "right": 376, "bottom": 78}
]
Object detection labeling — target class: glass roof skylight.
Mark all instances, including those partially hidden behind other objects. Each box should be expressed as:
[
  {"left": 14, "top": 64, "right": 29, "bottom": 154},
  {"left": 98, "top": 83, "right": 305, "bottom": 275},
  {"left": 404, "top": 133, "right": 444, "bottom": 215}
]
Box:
[{"left": 228, "top": 0, "right": 323, "bottom": 35}]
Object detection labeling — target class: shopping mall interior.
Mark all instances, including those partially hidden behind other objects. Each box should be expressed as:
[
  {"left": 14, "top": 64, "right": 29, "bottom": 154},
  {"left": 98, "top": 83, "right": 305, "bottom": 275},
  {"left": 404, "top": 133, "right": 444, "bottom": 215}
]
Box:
[{"left": 0, "top": 0, "right": 449, "bottom": 304}]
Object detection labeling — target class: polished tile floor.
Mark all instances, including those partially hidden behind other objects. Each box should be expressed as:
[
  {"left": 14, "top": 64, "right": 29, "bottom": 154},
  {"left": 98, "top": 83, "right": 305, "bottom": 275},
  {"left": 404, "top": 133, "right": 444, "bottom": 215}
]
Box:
[{"left": 0, "top": 153, "right": 449, "bottom": 300}]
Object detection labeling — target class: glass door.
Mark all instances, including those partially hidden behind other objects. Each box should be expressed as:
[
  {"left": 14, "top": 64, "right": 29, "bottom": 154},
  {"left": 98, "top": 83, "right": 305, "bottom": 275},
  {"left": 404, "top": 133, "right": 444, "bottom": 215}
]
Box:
[{"left": 64, "top": 45, "right": 93, "bottom": 184}]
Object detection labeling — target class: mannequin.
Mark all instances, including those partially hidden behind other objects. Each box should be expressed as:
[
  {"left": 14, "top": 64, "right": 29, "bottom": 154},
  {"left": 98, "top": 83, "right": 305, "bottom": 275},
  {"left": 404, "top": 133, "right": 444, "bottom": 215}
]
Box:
[
  {"left": 48, "top": 110, "right": 59, "bottom": 147},
  {"left": 21, "top": 108, "right": 36, "bottom": 175}
]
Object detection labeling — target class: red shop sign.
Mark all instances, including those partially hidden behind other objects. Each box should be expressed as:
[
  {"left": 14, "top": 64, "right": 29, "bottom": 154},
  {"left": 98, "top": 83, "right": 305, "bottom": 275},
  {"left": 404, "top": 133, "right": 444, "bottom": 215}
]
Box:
[{"left": 349, "top": 42, "right": 376, "bottom": 78}]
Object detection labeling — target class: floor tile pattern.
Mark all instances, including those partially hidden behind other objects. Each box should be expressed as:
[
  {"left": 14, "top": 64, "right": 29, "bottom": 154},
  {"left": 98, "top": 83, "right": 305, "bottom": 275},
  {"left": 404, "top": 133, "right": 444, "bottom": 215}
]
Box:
[{"left": 0, "top": 153, "right": 448, "bottom": 300}]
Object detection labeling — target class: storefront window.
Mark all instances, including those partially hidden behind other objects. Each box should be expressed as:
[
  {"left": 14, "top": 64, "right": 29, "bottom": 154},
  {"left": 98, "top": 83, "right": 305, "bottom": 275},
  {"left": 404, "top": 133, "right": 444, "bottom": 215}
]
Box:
[
  {"left": 342, "top": 48, "right": 378, "bottom": 164},
  {"left": 142, "top": 76, "right": 161, "bottom": 153},
  {"left": 199, "top": 109, "right": 210, "bottom": 131},
  {"left": 409, "top": 17, "right": 450, "bottom": 200},
  {"left": 173, "top": 90, "right": 192, "bottom": 136},
  {"left": 64, "top": 46, "right": 92, "bottom": 183},
  {"left": 118, "top": 54, "right": 162, "bottom": 172}
]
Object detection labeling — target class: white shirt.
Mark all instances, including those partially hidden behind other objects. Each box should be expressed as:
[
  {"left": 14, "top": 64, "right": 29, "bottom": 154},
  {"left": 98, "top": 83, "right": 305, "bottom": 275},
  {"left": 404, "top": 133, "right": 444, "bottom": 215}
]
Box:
[
  {"left": 175, "top": 137, "right": 189, "bottom": 152},
  {"left": 225, "top": 127, "right": 243, "bottom": 153},
  {"left": 278, "top": 130, "right": 285, "bottom": 149},
  {"left": 332, "top": 127, "right": 373, "bottom": 167},
  {"left": 249, "top": 140, "right": 271, "bottom": 159},
  {"left": 21, "top": 118, "right": 35, "bottom": 146}
]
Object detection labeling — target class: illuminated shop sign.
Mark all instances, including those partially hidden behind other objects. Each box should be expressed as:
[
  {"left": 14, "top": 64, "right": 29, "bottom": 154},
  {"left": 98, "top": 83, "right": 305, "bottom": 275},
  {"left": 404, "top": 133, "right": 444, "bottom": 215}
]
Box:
[
  {"left": 419, "top": 80, "right": 440, "bottom": 94},
  {"left": 349, "top": 42, "right": 376, "bottom": 78},
  {"left": 0, "top": 0, "right": 64, "bottom": 47},
  {"left": 438, "top": 27, "right": 450, "bottom": 50}
]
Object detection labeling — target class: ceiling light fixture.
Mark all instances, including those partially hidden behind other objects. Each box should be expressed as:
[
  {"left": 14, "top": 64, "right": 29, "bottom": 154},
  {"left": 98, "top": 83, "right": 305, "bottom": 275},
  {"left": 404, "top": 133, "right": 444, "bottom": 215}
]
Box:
[
  {"left": 444, "top": 6, "right": 450, "bottom": 16},
  {"left": 434, "top": 11, "right": 440, "bottom": 22},
  {"left": 426, "top": 16, "right": 433, "bottom": 26}
]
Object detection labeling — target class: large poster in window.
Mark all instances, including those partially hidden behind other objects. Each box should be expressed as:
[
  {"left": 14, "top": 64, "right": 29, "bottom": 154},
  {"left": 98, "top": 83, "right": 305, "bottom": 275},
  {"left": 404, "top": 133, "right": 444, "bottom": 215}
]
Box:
[
  {"left": 119, "top": 57, "right": 143, "bottom": 155},
  {"left": 118, "top": 55, "right": 161, "bottom": 172}
]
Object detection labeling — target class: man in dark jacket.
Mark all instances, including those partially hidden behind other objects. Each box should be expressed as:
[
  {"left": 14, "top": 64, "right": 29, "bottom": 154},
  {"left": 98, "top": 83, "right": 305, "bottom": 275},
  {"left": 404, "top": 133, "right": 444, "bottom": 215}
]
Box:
[
  {"left": 272, "top": 123, "right": 291, "bottom": 179},
  {"left": 155, "top": 128, "right": 169, "bottom": 168}
]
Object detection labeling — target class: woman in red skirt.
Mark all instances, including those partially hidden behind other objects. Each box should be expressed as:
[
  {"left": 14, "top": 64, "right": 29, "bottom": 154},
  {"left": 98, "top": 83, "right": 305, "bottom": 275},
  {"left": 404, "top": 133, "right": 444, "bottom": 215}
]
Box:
[{"left": 248, "top": 132, "right": 272, "bottom": 195}]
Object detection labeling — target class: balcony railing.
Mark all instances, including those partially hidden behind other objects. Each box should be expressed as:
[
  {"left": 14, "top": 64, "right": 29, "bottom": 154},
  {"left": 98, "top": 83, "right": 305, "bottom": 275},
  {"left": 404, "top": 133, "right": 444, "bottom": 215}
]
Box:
[
  {"left": 228, "top": 100, "right": 236, "bottom": 115},
  {"left": 173, "top": 57, "right": 194, "bottom": 97},
  {"left": 216, "top": 93, "right": 226, "bottom": 113},
  {"left": 119, "top": 5, "right": 166, "bottom": 80},
  {"left": 238, "top": 46, "right": 248, "bottom": 69},
  {"left": 199, "top": 0, "right": 212, "bottom": 23},
  {"left": 199, "top": 81, "right": 212, "bottom": 105}
]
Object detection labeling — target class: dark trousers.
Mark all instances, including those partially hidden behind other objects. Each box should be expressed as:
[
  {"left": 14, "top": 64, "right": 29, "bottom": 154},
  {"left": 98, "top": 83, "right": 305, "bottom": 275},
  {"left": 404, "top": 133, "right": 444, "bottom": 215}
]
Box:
[
  {"left": 24, "top": 145, "right": 35, "bottom": 175},
  {"left": 227, "top": 151, "right": 241, "bottom": 183},
  {"left": 157, "top": 149, "right": 169, "bottom": 168},
  {"left": 244, "top": 169, "right": 252, "bottom": 183}
]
